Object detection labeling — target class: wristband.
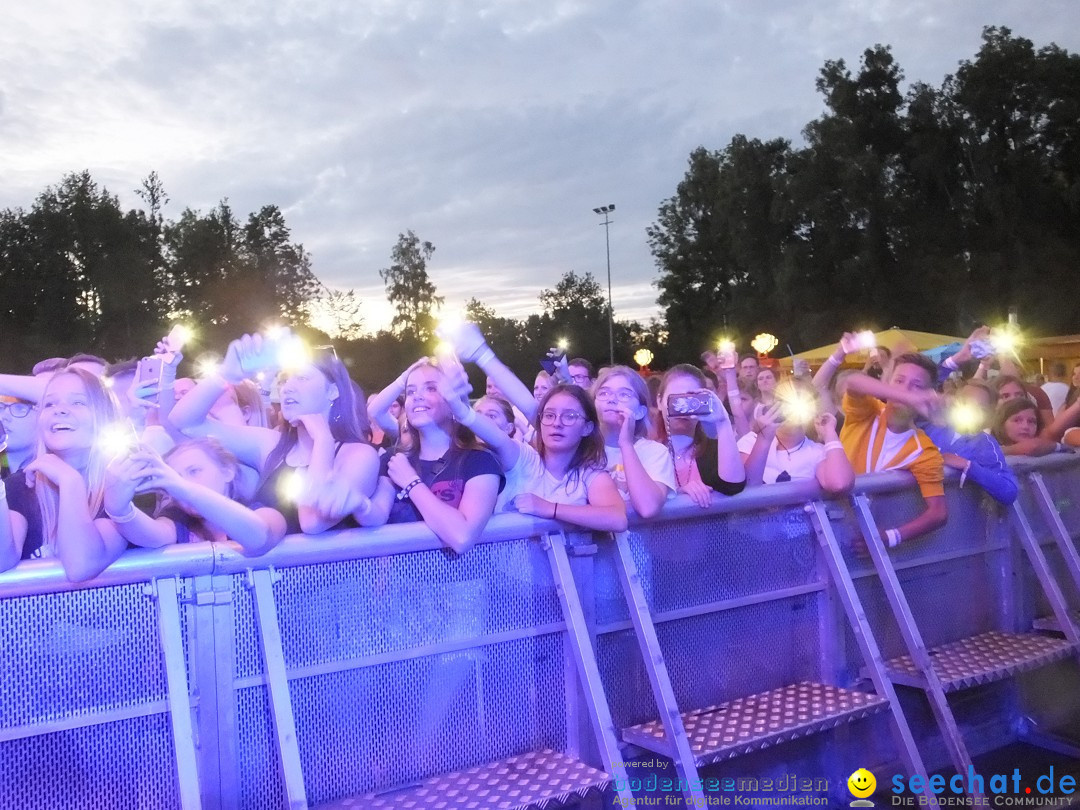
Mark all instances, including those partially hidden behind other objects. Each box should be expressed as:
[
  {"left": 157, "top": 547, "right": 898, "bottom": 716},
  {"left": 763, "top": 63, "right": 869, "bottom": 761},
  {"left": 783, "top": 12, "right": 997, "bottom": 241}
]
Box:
[
  {"left": 823, "top": 440, "right": 843, "bottom": 453},
  {"left": 457, "top": 407, "right": 477, "bottom": 427},
  {"left": 884, "top": 528, "right": 901, "bottom": 548},
  {"left": 474, "top": 346, "right": 496, "bottom": 367},
  {"left": 0, "top": 479, "right": 6, "bottom": 501},
  {"left": 943, "top": 356, "right": 959, "bottom": 371},
  {"left": 396, "top": 477, "right": 423, "bottom": 502},
  {"left": 106, "top": 503, "right": 138, "bottom": 523},
  {"left": 824, "top": 355, "right": 842, "bottom": 368}
]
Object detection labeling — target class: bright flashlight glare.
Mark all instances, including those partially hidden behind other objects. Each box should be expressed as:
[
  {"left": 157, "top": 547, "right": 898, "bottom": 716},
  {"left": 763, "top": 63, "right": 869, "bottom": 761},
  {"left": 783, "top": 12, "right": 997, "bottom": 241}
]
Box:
[
  {"left": 779, "top": 391, "right": 817, "bottom": 425},
  {"left": 949, "top": 401, "right": 983, "bottom": 434},
  {"left": 436, "top": 313, "right": 464, "bottom": 340},
  {"left": 557, "top": 338, "right": 569, "bottom": 352},
  {"left": 167, "top": 324, "right": 193, "bottom": 352},
  {"left": 278, "top": 469, "right": 306, "bottom": 504},
  {"left": 277, "top": 337, "right": 312, "bottom": 371},
  {"left": 991, "top": 330, "right": 1019, "bottom": 354},
  {"left": 97, "top": 422, "right": 137, "bottom": 459},
  {"left": 196, "top": 356, "right": 221, "bottom": 379},
  {"left": 434, "top": 341, "right": 456, "bottom": 359},
  {"left": 717, "top": 339, "right": 736, "bottom": 355},
  {"left": 264, "top": 324, "right": 287, "bottom": 341},
  {"left": 102, "top": 377, "right": 115, "bottom": 389},
  {"left": 855, "top": 330, "right": 877, "bottom": 350}
]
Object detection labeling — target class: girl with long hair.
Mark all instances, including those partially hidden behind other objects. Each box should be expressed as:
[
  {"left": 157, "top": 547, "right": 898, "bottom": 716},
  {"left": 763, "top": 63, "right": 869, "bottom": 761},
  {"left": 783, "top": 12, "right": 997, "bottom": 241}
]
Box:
[
  {"left": 169, "top": 332, "right": 380, "bottom": 533},
  {"left": 592, "top": 365, "right": 675, "bottom": 519},
  {"left": 655, "top": 364, "right": 746, "bottom": 507},
  {"left": 440, "top": 366, "right": 625, "bottom": 531},
  {"left": 101, "top": 437, "right": 287, "bottom": 554},
  {"left": 375, "top": 359, "right": 504, "bottom": 553},
  {"left": 0, "top": 368, "right": 128, "bottom": 580}
]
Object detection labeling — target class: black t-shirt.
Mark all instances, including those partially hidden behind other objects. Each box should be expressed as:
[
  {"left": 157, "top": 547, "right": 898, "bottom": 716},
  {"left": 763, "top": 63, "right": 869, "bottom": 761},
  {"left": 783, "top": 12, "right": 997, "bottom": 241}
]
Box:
[
  {"left": 695, "top": 437, "right": 747, "bottom": 497},
  {"left": 385, "top": 447, "right": 505, "bottom": 524}
]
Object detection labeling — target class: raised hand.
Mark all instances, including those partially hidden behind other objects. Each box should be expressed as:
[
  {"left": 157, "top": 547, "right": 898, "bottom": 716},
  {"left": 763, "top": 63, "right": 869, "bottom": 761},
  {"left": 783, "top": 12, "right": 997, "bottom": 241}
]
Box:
[{"left": 437, "top": 321, "right": 490, "bottom": 364}]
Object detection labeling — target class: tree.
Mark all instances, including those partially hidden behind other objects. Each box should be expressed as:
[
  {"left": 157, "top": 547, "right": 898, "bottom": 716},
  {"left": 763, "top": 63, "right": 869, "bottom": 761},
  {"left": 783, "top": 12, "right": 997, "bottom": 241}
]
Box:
[
  {"left": 305, "top": 288, "right": 366, "bottom": 341},
  {"left": 379, "top": 231, "right": 443, "bottom": 343}
]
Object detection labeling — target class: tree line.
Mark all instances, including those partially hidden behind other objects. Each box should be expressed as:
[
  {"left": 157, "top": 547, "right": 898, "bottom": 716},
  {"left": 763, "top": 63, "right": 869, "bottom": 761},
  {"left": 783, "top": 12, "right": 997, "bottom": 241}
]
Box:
[
  {"left": 3, "top": 26, "right": 1074, "bottom": 387},
  {"left": 649, "top": 26, "right": 1080, "bottom": 352}
]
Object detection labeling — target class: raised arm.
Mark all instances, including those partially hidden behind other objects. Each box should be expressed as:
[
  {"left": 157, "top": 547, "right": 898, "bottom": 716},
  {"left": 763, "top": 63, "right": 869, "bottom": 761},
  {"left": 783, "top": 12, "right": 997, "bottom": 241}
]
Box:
[
  {"left": 741, "top": 404, "right": 782, "bottom": 487},
  {"left": 367, "top": 358, "right": 428, "bottom": 438},
  {"left": 441, "top": 322, "right": 538, "bottom": 422},
  {"left": 813, "top": 413, "right": 855, "bottom": 495},
  {"left": 437, "top": 359, "right": 521, "bottom": 472},
  {"left": 0, "top": 374, "right": 47, "bottom": 404}
]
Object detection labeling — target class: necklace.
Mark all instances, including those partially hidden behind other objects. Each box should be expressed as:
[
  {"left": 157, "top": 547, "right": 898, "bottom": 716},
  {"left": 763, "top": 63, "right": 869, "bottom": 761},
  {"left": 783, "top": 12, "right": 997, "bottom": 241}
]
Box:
[
  {"left": 667, "top": 438, "right": 697, "bottom": 488},
  {"left": 775, "top": 434, "right": 806, "bottom": 460}
]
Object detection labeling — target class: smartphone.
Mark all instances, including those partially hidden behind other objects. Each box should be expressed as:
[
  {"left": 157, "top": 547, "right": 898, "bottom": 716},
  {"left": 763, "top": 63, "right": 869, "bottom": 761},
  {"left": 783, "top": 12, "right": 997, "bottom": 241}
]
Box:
[
  {"left": 667, "top": 391, "right": 713, "bottom": 417},
  {"left": 136, "top": 355, "right": 165, "bottom": 390}
]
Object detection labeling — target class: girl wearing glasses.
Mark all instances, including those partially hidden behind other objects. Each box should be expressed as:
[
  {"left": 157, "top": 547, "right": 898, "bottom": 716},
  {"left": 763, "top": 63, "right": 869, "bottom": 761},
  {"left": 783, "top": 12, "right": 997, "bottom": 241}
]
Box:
[
  {"left": 169, "top": 332, "right": 381, "bottom": 534},
  {"left": 0, "top": 369, "right": 127, "bottom": 579},
  {"left": 439, "top": 369, "right": 626, "bottom": 532},
  {"left": 592, "top": 366, "right": 676, "bottom": 519}
]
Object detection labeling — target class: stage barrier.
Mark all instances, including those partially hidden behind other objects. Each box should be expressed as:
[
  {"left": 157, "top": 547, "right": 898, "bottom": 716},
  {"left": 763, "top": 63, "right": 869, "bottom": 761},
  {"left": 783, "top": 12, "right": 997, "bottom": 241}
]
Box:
[{"left": 2, "top": 455, "right": 1079, "bottom": 809}]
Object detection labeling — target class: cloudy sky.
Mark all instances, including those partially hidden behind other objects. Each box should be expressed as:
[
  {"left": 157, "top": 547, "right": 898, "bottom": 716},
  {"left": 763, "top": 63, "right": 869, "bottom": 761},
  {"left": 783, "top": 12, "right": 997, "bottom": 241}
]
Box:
[{"left": 3, "top": 0, "right": 1078, "bottom": 333}]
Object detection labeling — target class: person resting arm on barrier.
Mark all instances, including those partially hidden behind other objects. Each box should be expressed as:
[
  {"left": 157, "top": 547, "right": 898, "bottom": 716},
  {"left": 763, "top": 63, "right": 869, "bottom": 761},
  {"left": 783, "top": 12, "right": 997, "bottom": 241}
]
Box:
[
  {"left": 438, "top": 363, "right": 625, "bottom": 532},
  {"left": 0, "top": 368, "right": 128, "bottom": 580},
  {"left": 916, "top": 380, "right": 1018, "bottom": 505},
  {"left": 382, "top": 357, "right": 504, "bottom": 553},
  {"left": 990, "top": 398, "right": 1070, "bottom": 457},
  {"left": 102, "top": 439, "right": 287, "bottom": 555},
  {"left": 738, "top": 378, "right": 854, "bottom": 495},
  {"left": 592, "top": 366, "right": 675, "bottom": 519},
  {"left": 657, "top": 364, "right": 745, "bottom": 507},
  {"left": 839, "top": 353, "right": 948, "bottom": 546}
]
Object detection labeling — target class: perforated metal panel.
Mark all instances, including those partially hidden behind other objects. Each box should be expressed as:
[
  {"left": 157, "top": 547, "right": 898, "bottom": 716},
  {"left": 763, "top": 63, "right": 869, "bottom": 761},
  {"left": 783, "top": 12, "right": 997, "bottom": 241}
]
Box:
[{"left": 0, "top": 582, "right": 188, "bottom": 810}]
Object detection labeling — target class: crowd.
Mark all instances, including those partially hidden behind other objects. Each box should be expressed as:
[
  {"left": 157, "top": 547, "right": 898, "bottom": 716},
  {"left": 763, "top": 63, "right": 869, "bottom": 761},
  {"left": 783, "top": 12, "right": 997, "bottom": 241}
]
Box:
[{"left": 2, "top": 321, "right": 1079, "bottom": 580}]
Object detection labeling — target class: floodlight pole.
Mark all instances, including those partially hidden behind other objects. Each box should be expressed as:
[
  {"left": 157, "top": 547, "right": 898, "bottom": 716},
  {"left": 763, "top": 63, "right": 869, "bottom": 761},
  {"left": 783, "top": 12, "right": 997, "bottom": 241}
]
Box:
[{"left": 593, "top": 204, "right": 616, "bottom": 365}]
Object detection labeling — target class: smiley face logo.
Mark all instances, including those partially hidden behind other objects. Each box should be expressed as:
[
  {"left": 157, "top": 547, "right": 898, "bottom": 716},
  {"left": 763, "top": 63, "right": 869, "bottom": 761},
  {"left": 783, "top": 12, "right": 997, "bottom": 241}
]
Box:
[{"left": 848, "top": 768, "right": 876, "bottom": 798}]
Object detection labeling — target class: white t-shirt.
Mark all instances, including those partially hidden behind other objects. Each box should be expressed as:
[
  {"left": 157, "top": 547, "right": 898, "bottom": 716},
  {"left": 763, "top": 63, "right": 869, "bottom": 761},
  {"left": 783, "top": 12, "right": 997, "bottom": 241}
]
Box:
[
  {"left": 1042, "top": 381, "right": 1070, "bottom": 414},
  {"left": 498, "top": 443, "right": 600, "bottom": 512},
  {"left": 877, "top": 426, "right": 916, "bottom": 472},
  {"left": 737, "top": 431, "right": 826, "bottom": 483},
  {"left": 605, "top": 438, "right": 676, "bottom": 501}
]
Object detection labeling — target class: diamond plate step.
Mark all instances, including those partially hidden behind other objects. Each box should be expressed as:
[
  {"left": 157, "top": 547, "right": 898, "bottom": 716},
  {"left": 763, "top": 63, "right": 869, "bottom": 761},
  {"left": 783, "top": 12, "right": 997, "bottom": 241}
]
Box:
[
  {"left": 621, "top": 681, "right": 888, "bottom": 767},
  {"left": 1033, "top": 612, "right": 1080, "bottom": 633},
  {"left": 883, "top": 631, "right": 1077, "bottom": 692},
  {"left": 316, "top": 749, "right": 612, "bottom": 810}
]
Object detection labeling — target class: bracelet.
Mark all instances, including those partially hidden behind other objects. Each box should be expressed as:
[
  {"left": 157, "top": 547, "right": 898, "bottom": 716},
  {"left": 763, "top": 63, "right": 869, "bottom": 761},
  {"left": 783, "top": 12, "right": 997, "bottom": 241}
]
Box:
[
  {"left": 884, "top": 528, "right": 901, "bottom": 548},
  {"left": 475, "top": 346, "right": 496, "bottom": 367},
  {"left": 824, "top": 355, "right": 842, "bottom": 367},
  {"left": 396, "top": 477, "right": 423, "bottom": 502},
  {"left": 959, "top": 459, "right": 972, "bottom": 488},
  {"left": 106, "top": 503, "right": 138, "bottom": 523},
  {"left": 552, "top": 503, "right": 559, "bottom": 520},
  {"left": 943, "top": 356, "right": 959, "bottom": 371},
  {"left": 823, "top": 440, "right": 843, "bottom": 453}
]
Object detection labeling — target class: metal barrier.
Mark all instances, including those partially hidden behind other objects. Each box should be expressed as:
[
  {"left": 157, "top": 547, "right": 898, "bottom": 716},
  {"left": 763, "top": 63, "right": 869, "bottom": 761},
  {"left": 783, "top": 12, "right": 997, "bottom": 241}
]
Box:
[{"left": 2, "top": 455, "right": 1079, "bottom": 809}]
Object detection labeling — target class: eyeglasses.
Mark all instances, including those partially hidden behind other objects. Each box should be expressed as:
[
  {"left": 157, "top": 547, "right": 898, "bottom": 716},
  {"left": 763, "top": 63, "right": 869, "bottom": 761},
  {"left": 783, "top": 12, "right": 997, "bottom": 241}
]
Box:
[
  {"left": 595, "top": 386, "right": 639, "bottom": 404},
  {"left": 569, "top": 373, "right": 591, "bottom": 385},
  {"left": 0, "top": 402, "right": 33, "bottom": 418},
  {"left": 541, "top": 411, "right": 586, "bottom": 426}
]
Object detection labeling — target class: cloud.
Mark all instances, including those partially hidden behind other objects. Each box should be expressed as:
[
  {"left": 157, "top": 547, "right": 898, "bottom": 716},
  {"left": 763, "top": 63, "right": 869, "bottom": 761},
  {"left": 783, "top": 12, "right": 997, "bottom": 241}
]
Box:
[{"left": 2, "top": 0, "right": 1079, "bottom": 335}]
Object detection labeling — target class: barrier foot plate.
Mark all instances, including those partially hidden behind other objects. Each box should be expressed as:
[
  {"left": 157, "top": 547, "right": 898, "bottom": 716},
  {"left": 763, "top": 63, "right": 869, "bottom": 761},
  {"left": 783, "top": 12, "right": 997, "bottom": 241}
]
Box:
[
  {"left": 883, "top": 631, "right": 1076, "bottom": 692},
  {"left": 621, "top": 681, "right": 888, "bottom": 767},
  {"left": 316, "top": 749, "right": 612, "bottom": 809},
  {"left": 1033, "top": 612, "right": 1080, "bottom": 633}
]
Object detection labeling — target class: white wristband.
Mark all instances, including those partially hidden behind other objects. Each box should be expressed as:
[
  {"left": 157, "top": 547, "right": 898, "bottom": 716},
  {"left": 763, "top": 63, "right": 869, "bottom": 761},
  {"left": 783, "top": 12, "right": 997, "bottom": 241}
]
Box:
[
  {"left": 0, "top": 478, "right": 6, "bottom": 501},
  {"left": 959, "top": 460, "right": 972, "bottom": 488},
  {"left": 106, "top": 503, "right": 138, "bottom": 523},
  {"left": 943, "top": 356, "right": 959, "bottom": 371},
  {"left": 885, "top": 528, "right": 901, "bottom": 548},
  {"left": 823, "top": 441, "right": 843, "bottom": 453},
  {"left": 475, "top": 346, "right": 496, "bottom": 367},
  {"left": 824, "top": 355, "right": 842, "bottom": 367}
]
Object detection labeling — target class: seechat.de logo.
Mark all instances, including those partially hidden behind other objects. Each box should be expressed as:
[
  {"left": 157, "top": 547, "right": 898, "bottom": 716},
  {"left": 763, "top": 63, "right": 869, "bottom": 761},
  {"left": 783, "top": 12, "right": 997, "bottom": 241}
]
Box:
[{"left": 848, "top": 768, "right": 876, "bottom": 807}]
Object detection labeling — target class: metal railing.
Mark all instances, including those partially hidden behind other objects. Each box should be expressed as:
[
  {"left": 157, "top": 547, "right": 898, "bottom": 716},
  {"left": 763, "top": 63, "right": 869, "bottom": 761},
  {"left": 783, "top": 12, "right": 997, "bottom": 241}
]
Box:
[{"left": 2, "top": 454, "right": 1079, "bottom": 809}]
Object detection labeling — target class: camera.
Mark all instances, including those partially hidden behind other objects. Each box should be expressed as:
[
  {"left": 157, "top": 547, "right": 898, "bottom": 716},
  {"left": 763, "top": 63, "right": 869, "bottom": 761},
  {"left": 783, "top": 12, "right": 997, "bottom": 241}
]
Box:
[
  {"left": 667, "top": 392, "right": 713, "bottom": 417},
  {"left": 136, "top": 355, "right": 166, "bottom": 390}
]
